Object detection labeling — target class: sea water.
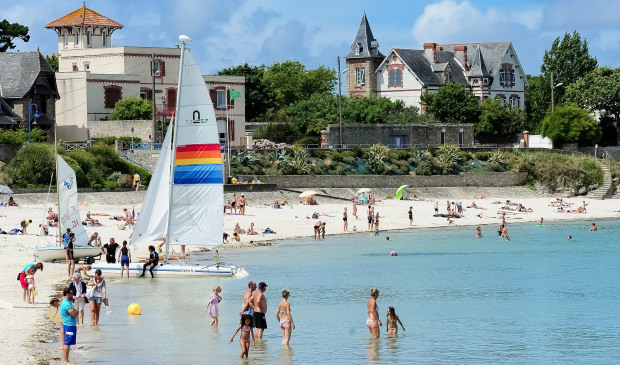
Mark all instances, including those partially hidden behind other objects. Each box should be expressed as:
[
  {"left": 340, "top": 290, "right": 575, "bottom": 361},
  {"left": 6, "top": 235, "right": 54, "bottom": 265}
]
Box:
[{"left": 67, "top": 220, "right": 620, "bottom": 364}]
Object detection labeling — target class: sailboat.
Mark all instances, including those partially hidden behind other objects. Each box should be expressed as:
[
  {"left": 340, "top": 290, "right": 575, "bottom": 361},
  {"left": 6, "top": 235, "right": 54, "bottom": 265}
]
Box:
[
  {"left": 35, "top": 156, "right": 102, "bottom": 263},
  {"left": 92, "top": 35, "right": 243, "bottom": 277}
]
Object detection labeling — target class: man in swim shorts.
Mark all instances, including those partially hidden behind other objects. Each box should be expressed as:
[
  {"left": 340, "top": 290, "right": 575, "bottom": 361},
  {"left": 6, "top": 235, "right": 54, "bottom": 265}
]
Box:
[
  {"left": 60, "top": 287, "right": 78, "bottom": 364},
  {"left": 249, "top": 282, "right": 268, "bottom": 339}
]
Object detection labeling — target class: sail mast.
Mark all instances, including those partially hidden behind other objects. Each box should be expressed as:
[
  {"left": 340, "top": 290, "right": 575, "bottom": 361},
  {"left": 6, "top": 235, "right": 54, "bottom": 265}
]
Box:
[
  {"left": 54, "top": 120, "right": 61, "bottom": 246},
  {"left": 164, "top": 35, "right": 190, "bottom": 263}
]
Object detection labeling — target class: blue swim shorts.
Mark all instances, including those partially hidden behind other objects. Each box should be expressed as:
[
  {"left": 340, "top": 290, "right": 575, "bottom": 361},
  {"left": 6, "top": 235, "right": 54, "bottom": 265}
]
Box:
[
  {"left": 89, "top": 297, "right": 103, "bottom": 304},
  {"left": 63, "top": 325, "right": 77, "bottom": 346},
  {"left": 120, "top": 256, "right": 130, "bottom": 267}
]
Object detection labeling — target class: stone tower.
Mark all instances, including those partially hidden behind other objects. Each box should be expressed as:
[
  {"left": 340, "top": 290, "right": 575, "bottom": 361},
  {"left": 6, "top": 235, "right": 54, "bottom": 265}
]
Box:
[{"left": 345, "top": 13, "right": 384, "bottom": 97}]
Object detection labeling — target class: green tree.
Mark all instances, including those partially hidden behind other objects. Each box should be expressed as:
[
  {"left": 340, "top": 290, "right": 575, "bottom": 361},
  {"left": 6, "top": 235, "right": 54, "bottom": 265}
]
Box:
[
  {"left": 420, "top": 83, "right": 481, "bottom": 124},
  {"left": 540, "top": 104, "right": 601, "bottom": 148},
  {"left": 263, "top": 60, "right": 336, "bottom": 111},
  {"left": 45, "top": 52, "right": 59, "bottom": 72},
  {"left": 540, "top": 31, "right": 597, "bottom": 104},
  {"left": 524, "top": 74, "right": 549, "bottom": 133},
  {"left": 476, "top": 97, "right": 529, "bottom": 140},
  {"left": 217, "top": 63, "right": 273, "bottom": 123},
  {"left": 0, "top": 19, "right": 29, "bottom": 52},
  {"left": 5, "top": 143, "right": 54, "bottom": 186},
  {"left": 108, "top": 96, "right": 153, "bottom": 120},
  {"left": 565, "top": 67, "right": 620, "bottom": 144}
]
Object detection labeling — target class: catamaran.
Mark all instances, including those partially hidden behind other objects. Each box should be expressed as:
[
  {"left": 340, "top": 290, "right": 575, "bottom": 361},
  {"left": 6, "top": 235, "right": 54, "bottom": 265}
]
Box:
[
  {"left": 35, "top": 156, "right": 102, "bottom": 263},
  {"left": 93, "top": 35, "right": 243, "bottom": 277}
]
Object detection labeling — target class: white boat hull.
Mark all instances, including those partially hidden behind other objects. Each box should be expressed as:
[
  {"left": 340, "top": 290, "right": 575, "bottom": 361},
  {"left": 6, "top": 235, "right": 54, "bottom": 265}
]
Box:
[
  {"left": 91, "top": 261, "right": 241, "bottom": 277},
  {"left": 35, "top": 246, "right": 102, "bottom": 263}
]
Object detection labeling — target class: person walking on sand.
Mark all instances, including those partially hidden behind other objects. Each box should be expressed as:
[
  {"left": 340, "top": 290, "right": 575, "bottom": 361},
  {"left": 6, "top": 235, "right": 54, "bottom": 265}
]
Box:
[
  {"left": 123, "top": 208, "right": 134, "bottom": 229},
  {"left": 249, "top": 282, "right": 268, "bottom": 339},
  {"left": 386, "top": 306, "right": 405, "bottom": 336},
  {"left": 87, "top": 269, "right": 107, "bottom": 326},
  {"left": 60, "top": 287, "right": 79, "bottom": 365},
  {"left": 408, "top": 206, "right": 413, "bottom": 226},
  {"left": 239, "top": 194, "right": 247, "bottom": 215},
  {"left": 434, "top": 201, "right": 439, "bottom": 215},
  {"left": 314, "top": 221, "right": 322, "bottom": 240},
  {"left": 133, "top": 173, "right": 141, "bottom": 191},
  {"left": 366, "top": 288, "right": 382, "bottom": 338},
  {"left": 230, "top": 314, "right": 255, "bottom": 358},
  {"left": 343, "top": 207, "right": 348, "bottom": 232},
  {"left": 352, "top": 201, "right": 358, "bottom": 220},
  {"left": 207, "top": 285, "right": 222, "bottom": 326},
  {"left": 374, "top": 212, "right": 380, "bottom": 231},
  {"left": 118, "top": 240, "right": 131, "bottom": 279},
  {"left": 367, "top": 206, "right": 374, "bottom": 232},
  {"left": 65, "top": 233, "right": 76, "bottom": 278},
  {"left": 276, "top": 289, "right": 295, "bottom": 345},
  {"left": 240, "top": 281, "right": 256, "bottom": 316},
  {"left": 232, "top": 193, "right": 238, "bottom": 214}
]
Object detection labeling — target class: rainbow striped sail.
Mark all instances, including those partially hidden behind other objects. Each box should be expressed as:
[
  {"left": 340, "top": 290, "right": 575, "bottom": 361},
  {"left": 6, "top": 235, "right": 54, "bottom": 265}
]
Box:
[{"left": 174, "top": 144, "right": 222, "bottom": 184}]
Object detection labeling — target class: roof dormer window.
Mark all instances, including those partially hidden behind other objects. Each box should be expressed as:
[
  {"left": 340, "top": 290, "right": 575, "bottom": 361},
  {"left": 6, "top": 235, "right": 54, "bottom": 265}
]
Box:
[
  {"left": 355, "top": 42, "right": 362, "bottom": 56},
  {"left": 102, "top": 31, "right": 107, "bottom": 46},
  {"left": 75, "top": 29, "right": 80, "bottom": 46}
]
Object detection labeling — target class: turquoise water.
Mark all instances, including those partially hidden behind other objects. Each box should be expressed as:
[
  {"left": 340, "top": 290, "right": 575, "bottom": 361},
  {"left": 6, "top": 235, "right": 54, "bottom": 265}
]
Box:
[{"left": 68, "top": 220, "right": 620, "bottom": 364}]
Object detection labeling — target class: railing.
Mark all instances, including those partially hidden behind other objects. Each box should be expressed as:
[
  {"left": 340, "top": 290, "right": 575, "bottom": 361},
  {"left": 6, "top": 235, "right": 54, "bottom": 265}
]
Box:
[
  {"left": 118, "top": 151, "right": 153, "bottom": 173},
  {"left": 61, "top": 142, "right": 89, "bottom": 151},
  {"left": 121, "top": 141, "right": 163, "bottom": 151}
]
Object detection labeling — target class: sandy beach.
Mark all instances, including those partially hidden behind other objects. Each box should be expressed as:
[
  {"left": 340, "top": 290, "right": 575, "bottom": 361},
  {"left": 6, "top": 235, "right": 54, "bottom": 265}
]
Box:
[{"left": 0, "top": 188, "right": 618, "bottom": 364}]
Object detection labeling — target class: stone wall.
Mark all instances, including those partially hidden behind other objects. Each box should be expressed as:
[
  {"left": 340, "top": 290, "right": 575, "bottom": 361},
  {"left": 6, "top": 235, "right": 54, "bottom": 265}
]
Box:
[
  {"left": 88, "top": 120, "right": 154, "bottom": 141},
  {"left": 326, "top": 123, "right": 474, "bottom": 148},
  {"left": 0, "top": 144, "right": 20, "bottom": 163},
  {"left": 239, "top": 172, "right": 528, "bottom": 189},
  {"left": 580, "top": 146, "right": 620, "bottom": 160}
]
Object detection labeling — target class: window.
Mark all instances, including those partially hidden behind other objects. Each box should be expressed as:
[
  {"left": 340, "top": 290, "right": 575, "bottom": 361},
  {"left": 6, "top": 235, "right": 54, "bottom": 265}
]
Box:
[
  {"left": 509, "top": 95, "right": 520, "bottom": 108},
  {"left": 356, "top": 67, "right": 366, "bottom": 86},
  {"left": 216, "top": 90, "right": 227, "bottom": 108},
  {"left": 104, "top": 85, "right": 122, "bottom": 109},
  {"left": 83, "top": 62, "right": 90, "bottom": 71},
  {"left": 102, "top": 31, "right": 107, "bottom": 46},
  {"left": 445, "top": 71, "right": 451, "bottom": 84},
  {"left": 140, "top": 88, "right": 153, "bottom": 100},
  {"left": 64, "top": 32, "right": 68, "bottom": 46},
  {"left": 167, "top": 88, "right": 177, "bottom": 113},
  {"left": 72, "top": 63, "right": 78, "bottom": 72},
  {"left": 355, "top": 43, "right": 360, "bottom": 56},
  {"left": 75, "top": 29, "right": 80, "bottom": 45},
  {"left": 388, "top": 69, "right": 403, "bottom": 87},
  {"left": 152, "top": 60, "right": 165, "bottom": 77},
  {"left": 510, "top": 69, "right": 515, "bottom": 85},
  {"left": 499, "top": 69, "right": 505, "bottom": 84},
  {"left": 87, "top": 30, "right": 91, "bottom": 46}
]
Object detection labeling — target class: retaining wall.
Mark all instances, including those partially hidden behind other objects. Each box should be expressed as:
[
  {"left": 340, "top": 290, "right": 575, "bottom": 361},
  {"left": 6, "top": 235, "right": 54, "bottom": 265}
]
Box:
[{"left": 239, "top": 172, "right": 528, "bottom": 189}]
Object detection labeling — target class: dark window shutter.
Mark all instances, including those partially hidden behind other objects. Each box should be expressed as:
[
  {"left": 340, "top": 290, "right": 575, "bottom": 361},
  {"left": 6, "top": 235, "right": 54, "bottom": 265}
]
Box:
[
  {"left": 147, "top": 89, "right": 153, "bottom": 101},
  {"left": 160, "top": 61, "right": 166, "bottom": 76},
  {"left": 210, "top": 89, "right": 217, "bottom": 108},
  {"left": 228, "top": 119, "right": 235, "bottom": 141}
]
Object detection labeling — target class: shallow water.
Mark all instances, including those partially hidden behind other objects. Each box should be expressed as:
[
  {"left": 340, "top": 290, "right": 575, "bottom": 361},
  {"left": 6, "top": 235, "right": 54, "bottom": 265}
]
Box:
[{"left": 66, "top": 220, "right": 620, "bottom": 364}]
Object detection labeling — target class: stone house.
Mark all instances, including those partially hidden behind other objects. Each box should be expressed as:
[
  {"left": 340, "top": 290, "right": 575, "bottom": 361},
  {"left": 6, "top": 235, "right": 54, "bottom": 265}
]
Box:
[
  {"left": 345, "top": 14, "right": 527, "bottom": 112},
  {"left": 46, "top": 3, "right": 245, "bottom": 145},
  {"left": 0, "top": 51, "right": 59, "bottom": 132}
]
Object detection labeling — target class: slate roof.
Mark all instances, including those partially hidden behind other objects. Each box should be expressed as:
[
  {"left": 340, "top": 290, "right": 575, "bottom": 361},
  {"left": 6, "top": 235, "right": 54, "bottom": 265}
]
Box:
[
  {"left": 467, "top": 46, "right": 492, "bottom": 78},
  {"left": 345, "top": 13, "right": 384, "bottom": 59},
  {"left": 0, "top": 97, "right": 20, "bottom": 126},
  {"left": 0, "top": 52, "right": 56, "bottom": 99},
  {"left": 438, "top": 41, "right": 510, "bottom": 75},
  {"left": 45, "top": 2, "right": 123, "bottom": 28},
  {"left": 393, "top": 49, "right": 440, "bottom": 84}
]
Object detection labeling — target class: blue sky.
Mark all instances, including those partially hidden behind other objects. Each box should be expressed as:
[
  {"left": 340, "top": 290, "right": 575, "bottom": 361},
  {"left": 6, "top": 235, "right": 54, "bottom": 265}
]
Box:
[{"left": 3, "top": 0, "right": 620, "bottom": 76}]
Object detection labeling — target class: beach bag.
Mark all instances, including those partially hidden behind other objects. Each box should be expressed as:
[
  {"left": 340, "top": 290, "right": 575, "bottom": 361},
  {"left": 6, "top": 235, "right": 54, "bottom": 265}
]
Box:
[{"left": 17, "top": 272, "right": 21, "bottom": 281}]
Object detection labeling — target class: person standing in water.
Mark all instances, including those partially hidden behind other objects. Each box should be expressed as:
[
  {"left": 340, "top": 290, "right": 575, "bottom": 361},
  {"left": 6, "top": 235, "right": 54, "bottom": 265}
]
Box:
[
  {"left": 118, "top": 240, "right": 131, "bottom": 279},
  {"left": 386, "top": 306, "right": 405, "bottom": 335},
  {"left": 249, "top": 282, "right": 268, "bottom": 339},
  {"left": 276, "top": 289, "right": 295, "bottom": 345},
  {"left": 476, "top": 226, "right": 483, "bottom": 238},
  {"left": 230, "top": 314, "right": 255, "bottom": 358},
  {"left": 207, "top": 285, "right": 223, "bottom": 326},
  {"left": 366, "top": 288, "right": 382, "bottom": 338}
]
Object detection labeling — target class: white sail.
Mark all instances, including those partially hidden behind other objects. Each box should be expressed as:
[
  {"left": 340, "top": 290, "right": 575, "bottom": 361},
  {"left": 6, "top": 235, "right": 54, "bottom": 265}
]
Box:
[
  {"left": 168, "top": 48, "right": 223, "bottom": 247},
  {"left": 131, "top": 125, "right": 173, "bottom": 246},
  {"left": 57, "top": 156, "right": 88, "bottom": 247}
]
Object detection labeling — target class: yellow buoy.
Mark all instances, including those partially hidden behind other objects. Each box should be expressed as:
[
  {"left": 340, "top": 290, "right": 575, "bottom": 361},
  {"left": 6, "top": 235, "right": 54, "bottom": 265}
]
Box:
[{"left": 128, "top": 303, "right": 142, "bottom": 315}]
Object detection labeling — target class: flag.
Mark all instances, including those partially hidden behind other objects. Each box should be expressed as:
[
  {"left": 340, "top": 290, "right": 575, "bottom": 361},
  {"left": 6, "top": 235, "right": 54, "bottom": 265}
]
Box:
[
  {"left": 132, "top": 208, "right": 135, "bottom": 218},
  {"left": 230, "top": 89, "right": 242, "bottom": 100}
]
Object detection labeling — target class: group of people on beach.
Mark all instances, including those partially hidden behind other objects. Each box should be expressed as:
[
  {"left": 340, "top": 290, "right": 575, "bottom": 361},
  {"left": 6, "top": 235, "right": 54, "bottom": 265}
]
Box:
[{"left": 226, "top": 193, "right": 247, "bottom": 215}]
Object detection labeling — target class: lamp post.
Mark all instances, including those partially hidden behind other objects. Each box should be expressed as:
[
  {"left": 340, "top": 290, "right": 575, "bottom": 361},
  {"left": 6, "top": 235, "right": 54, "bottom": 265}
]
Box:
[
  {"left": 27, "top": 100, "right": 40, "bottom": 143},
  {"left": 550, "top": 71, "right": 563, "bottom": 114}
]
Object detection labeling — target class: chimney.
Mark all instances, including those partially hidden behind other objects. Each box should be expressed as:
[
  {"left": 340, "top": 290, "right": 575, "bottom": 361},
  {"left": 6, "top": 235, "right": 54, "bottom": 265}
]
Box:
[
  {"left": 454, "top": 45, "right": 468, "bottom": 70},
  {"left": 423, "top": 43, "right": 437, "bottom": 63}
]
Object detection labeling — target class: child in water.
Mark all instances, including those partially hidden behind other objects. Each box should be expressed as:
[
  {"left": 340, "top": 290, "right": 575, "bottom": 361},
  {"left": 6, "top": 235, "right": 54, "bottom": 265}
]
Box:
[
  {"left": 206, "top": 285, "right": 222, "bottom": 326},
  {"left": 386, "top": 306, "right": 405, "bottom": 335},
  {"left": 230, "top": 314, "right": 255, "bottom": 358}
]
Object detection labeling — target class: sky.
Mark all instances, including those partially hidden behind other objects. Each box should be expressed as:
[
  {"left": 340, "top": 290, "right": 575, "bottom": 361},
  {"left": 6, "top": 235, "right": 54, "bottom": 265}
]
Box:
[{"left": 3, "top": 0, "right": 620, "bottom": 76}]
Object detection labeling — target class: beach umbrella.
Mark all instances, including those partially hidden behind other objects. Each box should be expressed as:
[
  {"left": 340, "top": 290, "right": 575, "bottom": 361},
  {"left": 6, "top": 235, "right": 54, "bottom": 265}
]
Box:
[
  {"left": 357, "top": 188, "right": 372, "bottom": 194},
  {"left": 395, "top": 185, "right": 409, "bottom": 200},
  {"left": 299, "top": 190, "right": 318, "bottom": 198},
  {"left": 0, "top": 185, "right": 13, "bottom": 194}
]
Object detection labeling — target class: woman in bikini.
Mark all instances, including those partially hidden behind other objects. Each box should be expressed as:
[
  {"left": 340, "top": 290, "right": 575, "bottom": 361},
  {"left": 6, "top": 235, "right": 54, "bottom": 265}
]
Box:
[
  {"left": 343, "top": 207, "right": 348, "bottom": 232},
  {"left": 366, "top": 288, "right": 382, "bottom": 338},
  {"left": 230, "top": 314, "right": 254, "bottom": 358},
  {"left": 386, "top": 306, "right": 405, "bottom": 335},
  {"left": 352, "top": 201, "right": 358, "bottom": 220},
  {"left": 276, "top": 289, "right": 295, "bottom": 345}
]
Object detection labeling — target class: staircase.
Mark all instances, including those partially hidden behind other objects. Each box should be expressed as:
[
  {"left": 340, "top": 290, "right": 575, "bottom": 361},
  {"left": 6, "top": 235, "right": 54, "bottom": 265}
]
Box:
[
  {"left": 118, "top": 151, "right": 154, "bottom": 173},
  {"left": 588, "top": 161, "right": 613, "bottom": 200}
]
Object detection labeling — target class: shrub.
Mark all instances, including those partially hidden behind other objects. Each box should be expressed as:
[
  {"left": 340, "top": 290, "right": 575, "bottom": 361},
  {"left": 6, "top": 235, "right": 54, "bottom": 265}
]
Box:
[
  {"left": 0, "top": 129, "right": 46, "bottom": 145},
  {"left": 103, "top": 180, "right": 118, "bottom": 190},
  {"left": 6, "top": 143, "right": 55, "bottom": 187},
  {"left": 474, "top": 151, "right": 491, "bottom": 161},
  {"left": 93, "top": 137, "right": 117, "bottom": 146}
]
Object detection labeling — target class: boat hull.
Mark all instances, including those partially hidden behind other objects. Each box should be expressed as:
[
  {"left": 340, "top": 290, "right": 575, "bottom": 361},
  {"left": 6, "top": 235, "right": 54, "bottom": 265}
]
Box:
[
  {"left": 35, "top": 246, "right": 102, "bottom": 263},
  {"left": 91, "top": 262, "right": 240, "bottom": 277}
]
